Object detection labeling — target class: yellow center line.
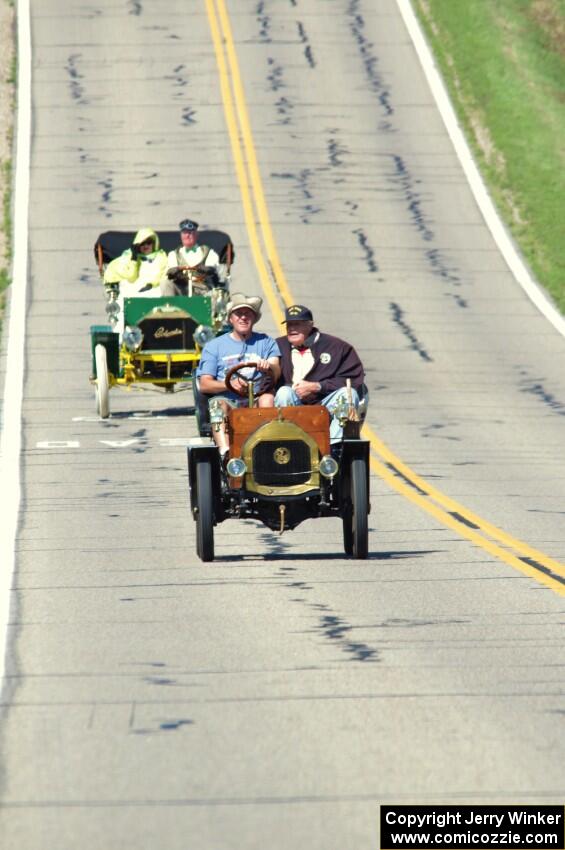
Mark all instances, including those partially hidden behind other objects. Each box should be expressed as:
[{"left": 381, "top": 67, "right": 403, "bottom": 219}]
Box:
[
  {"left": 205, "top": 0, "right": 283, "bottom": 325},
  {"left": 214, "top": 0, "right": 294, "bottom": 313},
  {"left": 205, "top": 0, "right": 565, "bottom": 594},
  {"left": 364, "top": 422, "right": 565, "bottom": 579},
  {"left": 369, "top": 454, "right": 565, "bottom": 595}
]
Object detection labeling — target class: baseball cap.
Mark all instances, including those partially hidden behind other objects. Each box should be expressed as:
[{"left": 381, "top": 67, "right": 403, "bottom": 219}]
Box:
[
  {"left": 282, "top": 304, "right": 313, "bottom": 323},
  {"left": 179, "top": 218, "right": 199, "bottom": 232}
]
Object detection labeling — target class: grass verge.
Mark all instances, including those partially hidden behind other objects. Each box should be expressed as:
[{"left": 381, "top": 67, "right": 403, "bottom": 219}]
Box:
[
  {"left": 414, "top": 0, "right": 565, "bottom": 314},
  {"left": 0, "top": 158, "right": 12, "bottom": 319},
  {"left": 0, "top": 2, "right": 15, "bottom": 336}
]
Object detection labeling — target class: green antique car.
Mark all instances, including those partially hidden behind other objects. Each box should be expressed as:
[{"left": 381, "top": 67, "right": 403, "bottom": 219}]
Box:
[{"left": 90, "top": 230, "right": 233, "bottom": 420}]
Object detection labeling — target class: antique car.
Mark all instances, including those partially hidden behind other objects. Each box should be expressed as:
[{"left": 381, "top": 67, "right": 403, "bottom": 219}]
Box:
[
  {"left": 90, "top": 229, "right": 234, "bottom": 419},
  {"left": 187, "top": 363, "right": 370, "bottom": 560}
]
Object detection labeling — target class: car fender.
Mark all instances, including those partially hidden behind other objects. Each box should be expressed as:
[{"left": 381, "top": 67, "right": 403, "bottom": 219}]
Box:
[
  {"left": 187, "top": 442, "right": 224, "bottom": 521},
  {"left": 339, "top": 439, "right": 371, "bottom": 513},
  {"left": 90, "top": 325, "right": 120, "bottom": 377}
]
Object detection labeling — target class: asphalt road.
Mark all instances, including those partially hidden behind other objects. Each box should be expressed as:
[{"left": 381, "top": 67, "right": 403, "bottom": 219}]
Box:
[{"left": 1, "top": 1, "right": 565, "bottom": 849}]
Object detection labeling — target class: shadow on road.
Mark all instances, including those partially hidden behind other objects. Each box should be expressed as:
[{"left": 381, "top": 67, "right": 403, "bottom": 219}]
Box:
[
  {"left": 216, "top": 549, "right": 441, "bottom": 562},
  {"left": 108, "top": 406, "right": 196, "bottom": 419}
]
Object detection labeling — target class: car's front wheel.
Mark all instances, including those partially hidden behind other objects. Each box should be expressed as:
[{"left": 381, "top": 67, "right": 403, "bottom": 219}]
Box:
[
  {"left": 342, "top": 513, "right": 353, "bottom": 555},
  {"left": 346, "top": 458, "right": 368, "bottom": 559},
  {"left": 95, "top": 344, "right": 110, "bottom": 419},
  {"left": 195, "top": 461, "right": 215, "bottom": 562}
]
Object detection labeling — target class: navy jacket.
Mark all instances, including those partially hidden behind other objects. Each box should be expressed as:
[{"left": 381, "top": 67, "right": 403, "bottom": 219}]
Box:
[{"left": 276, "top": 330, "right": 365, "bottom": 403}]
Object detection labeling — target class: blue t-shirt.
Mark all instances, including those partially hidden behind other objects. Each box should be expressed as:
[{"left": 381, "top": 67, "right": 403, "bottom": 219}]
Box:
[{"left": 197, "top": 331, "right": 281, "bottom": 400}]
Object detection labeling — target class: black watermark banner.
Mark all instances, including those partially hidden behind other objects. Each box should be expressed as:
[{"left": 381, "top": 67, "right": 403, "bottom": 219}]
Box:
[{"left": 381, "top": 806, "right": 564, "bottom": 849}]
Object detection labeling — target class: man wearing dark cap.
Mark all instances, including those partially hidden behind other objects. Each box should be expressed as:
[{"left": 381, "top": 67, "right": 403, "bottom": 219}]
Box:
[
  {"left": 162, "top": 218, "right": 227, "bottom": 295},
  {"left": 275, "top": 304, "right": 365, "bottom": 442}
]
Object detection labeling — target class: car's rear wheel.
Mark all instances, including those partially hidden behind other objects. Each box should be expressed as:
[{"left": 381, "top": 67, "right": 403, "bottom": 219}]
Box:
[
  {"left": 95, "top": 344, "right": 110, "bottom": 419},
  {"left": 195, "top": 461, "right": 215, "bottom": 562},
  {"left": 350, "top": 458, "right": 368, "bottom": 559}
]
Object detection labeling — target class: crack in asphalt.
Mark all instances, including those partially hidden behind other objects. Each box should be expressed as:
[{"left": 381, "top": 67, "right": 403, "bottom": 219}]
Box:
[
  {"left": 181, "top": 106, "right": 197, "bottom": 125},
  {"left": 297, "top": 21, "right": 316, "bottom": 68},
  {"left": 98, "top": 174, "right": 114, "bottom": 219},
  {"left": 391, "top": 155, "right": 433, "bottom": 242},
  {"left": 390, "top": 302, "right": 434, "bottom": 362},
  {"left": 316, "top": 613, "right": 380, "bottom": 663},
  {"left": 65, "top": 54, "right": 87, "bottom": 105},
  {"left": 353, "top": 227, "right": 379, "bottom": 274},
  {"left": 390, "top": 157, "right": 466, "bottom": 306},
  {"left": 267, "top": 57, "right": 285, "bottom": 92},
  {"left": 256, "top": 2, "right": 272, "bottom": 42},
  {"left": 327, "top": 132, "right": 347, "bottom": 168},
  {"left": 346, "top": 0, "right": 393, "bottom": 123},
  {"left": 519, "top": 372, "right": 565, "bottom": 416},
  {"left": 271, "top": 168, "right": 321, "bottom": 224},
  {"left": 165, "top": 64, "right": 188, "bottom": 98},
  {"left": 275, "top": 95, "right": 294, "bottom": 125}
]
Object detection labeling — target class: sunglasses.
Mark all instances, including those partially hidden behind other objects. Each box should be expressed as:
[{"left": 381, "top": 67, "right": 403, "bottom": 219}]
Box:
[{"left": 139, "top": 239, "right": 154, "bottom": 248}]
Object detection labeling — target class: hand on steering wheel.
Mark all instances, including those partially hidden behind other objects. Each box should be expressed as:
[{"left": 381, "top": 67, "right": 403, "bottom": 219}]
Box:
[
  {"left": 176, "top": 265, "right": 215, "bottom": 290},
  {"left": 225, "top": 361, "right": 275, "bottom": 398}
]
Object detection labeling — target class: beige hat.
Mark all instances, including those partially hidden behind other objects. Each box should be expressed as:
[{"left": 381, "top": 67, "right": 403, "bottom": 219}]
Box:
[{"left": 226, "top": 292, "right": 262, "bottom": 321}]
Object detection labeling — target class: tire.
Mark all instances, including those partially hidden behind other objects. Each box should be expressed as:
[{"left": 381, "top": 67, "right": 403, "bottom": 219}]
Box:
[
  {"left": 195, "top": 461, "right": 215, "bottom": 562},
  {"left": 95, "top": 344, "right": 110, "bottom": 419},
  {"left": 342, "top": 513, "right": 354, "bottom": 556},
  {"left": 350, "top": 458, "right": 369, "bottom": 559}
]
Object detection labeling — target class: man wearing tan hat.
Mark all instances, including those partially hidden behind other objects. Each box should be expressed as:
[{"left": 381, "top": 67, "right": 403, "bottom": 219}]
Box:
[{"left": 197, "top": 293, "right": 281, "bottom": 457}]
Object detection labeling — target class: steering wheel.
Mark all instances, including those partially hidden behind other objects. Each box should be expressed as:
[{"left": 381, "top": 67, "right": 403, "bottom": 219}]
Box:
[
  {"left": 175, "top": 264, "right": 205, "bottom": 279},
  {"left": 176, "top": 265, "right": 219, "bottom": 289},
  {"left": 225, "top": 361, "right": 275, "bottom": 398}
]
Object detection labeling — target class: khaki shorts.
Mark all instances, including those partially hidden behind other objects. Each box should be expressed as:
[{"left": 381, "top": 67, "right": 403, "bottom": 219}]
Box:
[{"left": 208, "top": 394, "right": 249, "bottom": 411}]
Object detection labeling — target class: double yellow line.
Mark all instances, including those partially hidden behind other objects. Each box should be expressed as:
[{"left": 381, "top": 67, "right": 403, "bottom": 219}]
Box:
[
  {"left": 206, "top": 0, "right": 291, "bottom": 325},
  {"left": 205, "top": 0, "right": 565, "bottom": 595}
]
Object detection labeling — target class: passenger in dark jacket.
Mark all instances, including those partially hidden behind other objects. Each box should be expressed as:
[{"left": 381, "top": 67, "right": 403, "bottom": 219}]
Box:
[{"left": 274, "top": 304, "right": 365, "bottom": 441}]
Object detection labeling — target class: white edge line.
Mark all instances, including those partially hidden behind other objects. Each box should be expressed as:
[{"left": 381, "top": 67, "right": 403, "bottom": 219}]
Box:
[
  {"left": 395, "top": 0, "right": 565, "bottom": 339},
  {"left": 0, "top": 0, "right": 31, "bottom": 684}
]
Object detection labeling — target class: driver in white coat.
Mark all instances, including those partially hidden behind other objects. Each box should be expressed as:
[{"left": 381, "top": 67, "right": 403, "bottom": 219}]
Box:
[{"left": 162, "top": 218, "right": 228, "bottom": 295}]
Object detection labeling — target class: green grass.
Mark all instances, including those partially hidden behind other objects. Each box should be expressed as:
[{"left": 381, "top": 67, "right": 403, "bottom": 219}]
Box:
[
  {"left": 0, "top": 5, "right": 14, "bottom": 334},
  {"left": 7, "top": 53, "right": 16, "bottom": 86},
  {"left": 0, "top": 267, "right": 10, "bottom": 301},
  {"left": 0, "top": 158, "right": 12, "bottom": 330},
  {"left": 414, "top": 0, "right": 565, "bottom": 313},
  {"left": 3, "top": 158, "right": 12, "bottom": 246},
  {"left": 0, "top": 10, "right": 15, "bottom": 333}
]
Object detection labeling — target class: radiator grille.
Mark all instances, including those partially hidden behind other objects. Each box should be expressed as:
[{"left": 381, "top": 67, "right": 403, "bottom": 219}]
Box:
[
  {"left": 252, "top": 440, "right": 312, "bottom": 486},
  {"left": 139, "top": 316, "right": 197, "bottom": 351}
]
